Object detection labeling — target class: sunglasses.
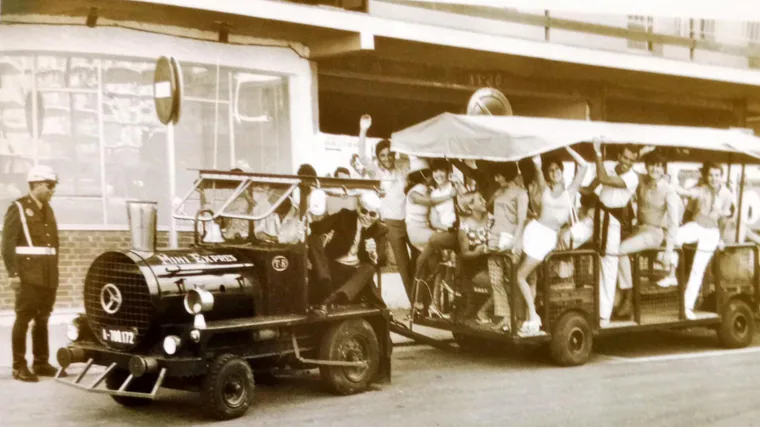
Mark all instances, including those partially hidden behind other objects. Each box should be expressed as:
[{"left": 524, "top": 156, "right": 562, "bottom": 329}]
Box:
[
  {"left": 360, "top": 208, "right": 378, "bottom": 218},
  {"left": 44, "top": 181, "right": 57, "bottom": 190}
]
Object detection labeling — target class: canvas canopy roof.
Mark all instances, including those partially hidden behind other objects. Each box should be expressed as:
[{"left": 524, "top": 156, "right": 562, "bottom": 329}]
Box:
[{"left": 390, "top": 113, "right": 760, "bottom": 163}]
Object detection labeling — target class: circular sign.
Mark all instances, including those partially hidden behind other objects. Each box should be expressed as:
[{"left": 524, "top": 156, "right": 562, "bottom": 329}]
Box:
[
  {"left": 100, "top": 283, "right": 123, "bottom": 314},
  {"left": 466, "top": 87, "right": 513, "bottom": 116},
  {"left": 170, "top": 56, "right": 183, "bottom": 124},
  {"left": 272, "top": 256, "right": 289, "bottom": 272},
  {"left": 153, "top": 56, "right": 181, "bottom": 125}
]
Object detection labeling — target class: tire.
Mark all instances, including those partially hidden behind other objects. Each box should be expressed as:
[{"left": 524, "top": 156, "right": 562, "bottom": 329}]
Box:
[
  {"left": 717, "top": 299, "right": 754, "bottom": 349},
  {"left": 105, "top": 368, "right": 155, "bottom": 407},
  {"left": 319, "top": 319, "right": 380, "bottom": 395},
  {"left": 550, "top": 312, "right": 593, "bottom": 367},
  {"left": 200, "top": 354, "right": 255, "bottom": 420}
]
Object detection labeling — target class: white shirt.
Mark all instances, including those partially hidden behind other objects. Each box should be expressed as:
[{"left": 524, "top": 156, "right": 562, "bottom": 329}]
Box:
[
  {"left": 336, "top": 220, "right": 363, "bottom": 266},
  {"left": 595, "top": 164, "right": 639, "bottom": 208},
  {"left": 431, "top": 183, "right": 457, "bottom": 229},
  {"left": 368, "top": 161, "right": 409, "bottom": 221}
]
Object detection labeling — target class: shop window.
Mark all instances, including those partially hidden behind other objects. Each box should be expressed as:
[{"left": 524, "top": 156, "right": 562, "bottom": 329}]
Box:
[{"left": 0, "top": 53, "right": 291, "bottom": 228}]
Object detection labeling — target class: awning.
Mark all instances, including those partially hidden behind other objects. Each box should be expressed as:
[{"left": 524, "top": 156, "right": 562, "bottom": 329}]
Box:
[{"left": 390, "top": 113, "right": 760, "bottom": 162}]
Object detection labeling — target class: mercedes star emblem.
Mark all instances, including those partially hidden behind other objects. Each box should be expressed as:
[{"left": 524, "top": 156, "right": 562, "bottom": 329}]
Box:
[{"left": 100, "top": 283, "right": 123, "bottom": 314}]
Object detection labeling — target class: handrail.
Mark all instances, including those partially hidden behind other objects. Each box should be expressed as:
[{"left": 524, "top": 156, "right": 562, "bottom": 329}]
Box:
[{"left": 379, "top": 0, "right": 760, "bottom": 60}]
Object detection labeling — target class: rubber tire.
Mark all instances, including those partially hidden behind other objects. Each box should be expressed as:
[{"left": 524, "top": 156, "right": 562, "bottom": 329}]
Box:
[
  {"left": 550, "top": 312, "right": 593, "bottom": 367},
  {"left": 200, "top": 354, "right": 255, "bottom": 420},
  {"left": 105, "top": 369, "right": 155, "bottom": 407},
  {"left": 319, "top": 319, "right": 380, "bottom": 395},
  {"left": 717, "top": 299, "right": 755, "bottom": 349}
]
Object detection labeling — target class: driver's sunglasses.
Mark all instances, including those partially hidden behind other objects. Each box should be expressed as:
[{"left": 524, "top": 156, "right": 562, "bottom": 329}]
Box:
[
  {"left": 44, "top": 181, "right": 57, "bottom": 190},
  {"left": 360, "top": 208, "right": 378, "bottom": 218}
]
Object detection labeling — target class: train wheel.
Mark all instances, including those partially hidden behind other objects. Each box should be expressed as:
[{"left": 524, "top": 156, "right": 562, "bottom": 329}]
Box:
[
  {"left": 200, "top": 354, "right": 255, "bottom": 420},
  {"left": 717, "top": 299, "right": 754, "bottom": 349},
  {"left": 550, "top": 312, "right": 592, "bottom": 367},
  {"left": 105, "top": 368, "right": 155, "bottom": 407},
  {"left": 319, "top": 319, "right": 380, "bottom": 395}
]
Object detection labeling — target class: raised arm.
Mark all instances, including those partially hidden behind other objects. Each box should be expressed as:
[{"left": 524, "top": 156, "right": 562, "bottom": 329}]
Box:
[
  {"left": 356, "top": 114, "right": 373, "bottom": 169},
  {"left": 531, "top": 155, "right": 547, "bottom": 192},
  {"left": 591, "top": 138, "right": 628, "bottom": 189},
  {"left": 566, "top": 146, "right": 589, "bottom": 197}
]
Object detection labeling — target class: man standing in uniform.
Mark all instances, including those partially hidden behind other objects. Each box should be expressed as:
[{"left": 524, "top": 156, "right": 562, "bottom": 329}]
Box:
[
  {"left": 582, "top": 139, "right": 640, "bottom": 326},
  {"left": 2, "top": 165, "right": 64, "bottom": 382}
]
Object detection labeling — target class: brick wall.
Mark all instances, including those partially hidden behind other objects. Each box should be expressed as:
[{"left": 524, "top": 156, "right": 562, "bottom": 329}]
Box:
[{"left": 0, "top": 230, "right": 194, "bottom": 310}]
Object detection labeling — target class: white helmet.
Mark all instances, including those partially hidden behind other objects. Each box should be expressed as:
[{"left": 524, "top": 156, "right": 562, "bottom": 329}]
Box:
[{"left": 27, "top": 165, "right": 58, "bottom": 183}]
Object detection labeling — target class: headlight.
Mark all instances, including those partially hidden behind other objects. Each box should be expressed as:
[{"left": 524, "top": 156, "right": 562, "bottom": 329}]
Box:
[
  {"left": 66, "top": 321, "right": 80, "bottom": 341},
  {"left": 163, "top": 335, "right": 182, "bottom": 355},
  {"left": 183, "top": 288, "right": 214, "bottom": 315}
]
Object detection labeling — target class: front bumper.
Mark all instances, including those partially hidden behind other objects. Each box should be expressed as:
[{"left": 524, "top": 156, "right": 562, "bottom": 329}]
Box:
[{"left": 55, "top": 343, "right": 205, "bottom": 400}]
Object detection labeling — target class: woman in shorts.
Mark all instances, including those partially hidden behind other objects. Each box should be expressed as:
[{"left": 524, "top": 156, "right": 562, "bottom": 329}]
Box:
[{"left": 516, "top": 147, "right": 588, "bottom": 334}]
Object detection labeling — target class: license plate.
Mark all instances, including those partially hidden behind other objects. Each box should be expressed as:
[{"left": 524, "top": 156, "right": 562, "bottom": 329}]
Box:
[{"left": 101, "top": 328, "right": 136, "bottom": 345}]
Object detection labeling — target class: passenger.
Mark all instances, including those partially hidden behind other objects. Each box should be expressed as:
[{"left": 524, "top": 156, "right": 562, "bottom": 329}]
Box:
[
  {"left": 220, "top": 167, "right": 254, "bottom": 242},
  {"left": 412, "top": 159, "right": 461, "bottom": 312},
  {"left": 516, "top": 147, "right": 588, "bottom": 334},
  {"left": 333, "top": 167, "right": 352, "bottom": 179},
  {"left": 308, "top": 191, "right": 388, "bottom": 308},
  {"left": 558, "top": 193, "right": 597, "bottom": 250},
  {"left": 583, "top": 139, "right": 640, "bottom": 326},
  {"left": 404, "top": 159, "right": 456, "bottom": 314},
  {"left": 614, "top": 151, "right": 680, "bottom": 319},
  {"left": 458, "top": 191, "right": 495, "bottom": 323},
  {"left": 356, "top": 115, "right": 416, "bottom": 302},
  {"left": 486, "top": 162, "right": 529, "bottom": 331},
  {"left": 254, "top": 197, "right": 304, "bottom": 244},
  {"left": 658, "top": 162, "right": 734, "bottom": 320}
]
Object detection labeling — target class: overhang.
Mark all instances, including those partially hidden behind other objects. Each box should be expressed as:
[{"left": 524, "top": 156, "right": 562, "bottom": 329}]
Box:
[{"left": 4, "top": 0, "right": 760, "bottom": 105}]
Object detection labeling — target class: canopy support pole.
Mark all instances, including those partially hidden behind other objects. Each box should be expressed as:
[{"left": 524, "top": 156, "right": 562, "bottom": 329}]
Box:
[{"left": 736, "top": 163, "right": 747, "bottom": 243}]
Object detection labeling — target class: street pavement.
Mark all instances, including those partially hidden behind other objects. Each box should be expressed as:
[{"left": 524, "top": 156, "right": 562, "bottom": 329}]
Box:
[
  {"left": 2, "top": 273, "right": 760, "bottom": 426},
  {"left": 1, "top": 324, "right": 760, "bottom": 426}
]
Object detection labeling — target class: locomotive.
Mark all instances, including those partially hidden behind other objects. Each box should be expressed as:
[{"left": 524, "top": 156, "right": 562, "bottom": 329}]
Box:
[{"left": 56, "top": 170, "right": 392, "bottom": 420}]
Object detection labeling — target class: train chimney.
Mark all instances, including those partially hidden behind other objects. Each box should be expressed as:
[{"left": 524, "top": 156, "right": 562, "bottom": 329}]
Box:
[{"left": 127, "top": 201, "right": 158, "bottom": 254}]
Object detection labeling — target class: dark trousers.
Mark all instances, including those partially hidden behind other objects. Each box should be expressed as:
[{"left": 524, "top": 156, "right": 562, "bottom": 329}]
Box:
[
  {"left": 385, "top": 219, "right": 413, "bottom": 300},
  {"left": 307, "top": 236, "right": 383, "bottom": 307},
  {"left": 413, "top": 230, "right": 459, "bottom": 309},
  {"left": 13, "top": 284, "right": 57, "bottom": 369},
  {"left": 327, "top": 260, "right": 384, "bottom": 307}
]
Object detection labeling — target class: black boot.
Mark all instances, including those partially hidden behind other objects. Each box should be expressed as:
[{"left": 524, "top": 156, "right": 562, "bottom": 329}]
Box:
[
  {"left": 33, "top": 363, "right": 65, "bottom": 377},
  {"left": 614, "top": 289, "right": 633, "bottom": 319},
  {"left": 13, "top": 365, "right": 39, "bottom": 383}
]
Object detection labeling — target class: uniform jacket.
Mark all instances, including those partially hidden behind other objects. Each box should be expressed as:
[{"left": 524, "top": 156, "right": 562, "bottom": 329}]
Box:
[
  {"left": 2, "top": 195, "right": 59, "bottom": 288},
  {"left": 310, "top": 209, "right": 388, "bottom": 267}
]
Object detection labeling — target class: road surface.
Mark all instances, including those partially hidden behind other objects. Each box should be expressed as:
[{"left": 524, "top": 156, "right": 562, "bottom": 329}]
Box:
[{"left": 1, "top": 327, "right": 759, "bottom": 427}]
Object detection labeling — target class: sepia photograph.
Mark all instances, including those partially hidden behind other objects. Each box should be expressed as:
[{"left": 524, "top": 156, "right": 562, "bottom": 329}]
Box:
[{"left": 2, "top": 0, "right": 760, "bottom": 425}]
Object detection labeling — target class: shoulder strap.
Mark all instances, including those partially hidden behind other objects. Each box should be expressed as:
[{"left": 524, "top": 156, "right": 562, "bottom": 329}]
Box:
[{"left": 14, "top": 201, "right": 33, "bottom": 247}]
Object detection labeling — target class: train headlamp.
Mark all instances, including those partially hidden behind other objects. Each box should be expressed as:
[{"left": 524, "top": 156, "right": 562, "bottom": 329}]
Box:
[
  {"left": 163, "top": 335, "right": 182, "bottom": 355},
  {"left": 66, "top": 321, "right": 80, "bottom": 342},
  {"left": 184, "top": 288, "right": 214, "bottom": 315}
]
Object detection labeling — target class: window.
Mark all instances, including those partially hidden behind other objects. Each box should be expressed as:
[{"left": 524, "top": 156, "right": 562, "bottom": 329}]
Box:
[
  {"left": 698, "top": 19, "right": 716, "bottom": 41},
  {"left": 627, "top": 15, "right": 654, "bottom": 52},
  {"left": 0, "top": 53, "right": 291, "bottom": 227},
  {"left": 748, "top": 22, "right": 760, "bottom": 43}
]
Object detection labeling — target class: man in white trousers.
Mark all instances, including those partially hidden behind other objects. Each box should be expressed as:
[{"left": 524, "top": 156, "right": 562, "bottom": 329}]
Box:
[
  {"left": 582, "top": 138, "right": 640, "bottom": 326},
  {"left": 658, "top": 162, "right": 733, "bottom": 320}
]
